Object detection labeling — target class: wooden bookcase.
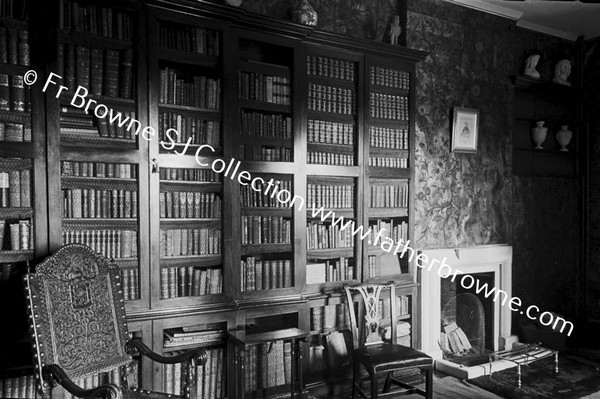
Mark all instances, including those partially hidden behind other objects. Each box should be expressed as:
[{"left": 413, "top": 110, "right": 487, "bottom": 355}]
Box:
[
  {"left": 4, "top": 0, "right": 426, "bottom": 396},
  {"left": 0, "top": 1, "right": 48, "bottom": 392}
]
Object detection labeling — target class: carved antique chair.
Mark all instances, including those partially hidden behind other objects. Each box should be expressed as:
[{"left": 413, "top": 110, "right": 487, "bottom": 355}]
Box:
[
  {"left": 23, "top": 244, "right": 206, "bottom": 399},
  {"left": 344, "top": 283, "right": 433, "bottom": 399}
]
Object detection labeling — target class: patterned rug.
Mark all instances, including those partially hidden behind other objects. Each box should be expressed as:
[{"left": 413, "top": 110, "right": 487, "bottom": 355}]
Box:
[{"left": 469, "top": 355, "right": 600, "bottom": 399}]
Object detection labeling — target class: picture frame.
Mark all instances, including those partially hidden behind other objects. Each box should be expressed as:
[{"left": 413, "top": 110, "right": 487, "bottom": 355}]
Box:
[{"left": 451, "top": 107, "right": 480, "bottom": 153}]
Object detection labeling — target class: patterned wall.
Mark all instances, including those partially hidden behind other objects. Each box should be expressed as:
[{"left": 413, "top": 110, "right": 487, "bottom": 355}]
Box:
[{"left": 407, "top": 1, "right": 514, "bottom": 248}]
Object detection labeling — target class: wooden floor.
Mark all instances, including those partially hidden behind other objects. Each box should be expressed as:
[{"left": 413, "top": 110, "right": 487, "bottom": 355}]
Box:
[{"left": 309, "top": 374, "right": 504, "bottom": 398}]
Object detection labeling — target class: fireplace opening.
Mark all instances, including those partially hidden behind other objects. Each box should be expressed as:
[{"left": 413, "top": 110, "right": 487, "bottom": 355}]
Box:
[{"left": 440, "top": 272, "right": 495, "bottom": 366}]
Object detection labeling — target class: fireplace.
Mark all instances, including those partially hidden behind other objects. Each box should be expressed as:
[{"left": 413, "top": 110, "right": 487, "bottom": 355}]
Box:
[{"left": 418, "top": 245, "right": 519, "bottom": 378}]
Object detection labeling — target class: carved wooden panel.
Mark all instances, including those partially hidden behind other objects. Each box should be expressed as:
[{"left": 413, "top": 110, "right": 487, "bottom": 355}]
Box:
[{"left": 25, "top": 244, "right": 131, "bottom": 380}]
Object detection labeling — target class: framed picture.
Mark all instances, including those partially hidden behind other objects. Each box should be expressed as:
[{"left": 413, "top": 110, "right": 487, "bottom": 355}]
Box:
[{"left": 451, "top": 107, "right": 480, "bottom": 153}]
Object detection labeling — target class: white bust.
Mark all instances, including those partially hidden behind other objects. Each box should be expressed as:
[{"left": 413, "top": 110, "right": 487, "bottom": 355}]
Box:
[
  {"left": 553, "top": 59, "right": 572, "bottom": 86},
  {"left": 524, "top": 54, "right": 540, "bottom": 79}
]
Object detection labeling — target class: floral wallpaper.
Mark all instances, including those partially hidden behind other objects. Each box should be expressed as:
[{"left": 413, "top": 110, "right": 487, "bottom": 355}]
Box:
[{"left": 407, "top": 1, "right": 514, "bottom": 248}]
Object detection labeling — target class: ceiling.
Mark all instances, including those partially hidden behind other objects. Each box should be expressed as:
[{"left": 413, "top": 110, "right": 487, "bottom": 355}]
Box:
[{"left": 445, "top": 0, "right": 600, "bottom": 41}]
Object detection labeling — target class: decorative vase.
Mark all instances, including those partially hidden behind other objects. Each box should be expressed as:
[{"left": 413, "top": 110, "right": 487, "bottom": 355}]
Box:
[
  {"left": 556, "top": 125, "right": 573, "bottom": 152},
  {"left": 531, "top": 121, "right": 547, "bottom": 150},
  {"left": 292, "top": 0, "right": 318, "bottom": 27}
]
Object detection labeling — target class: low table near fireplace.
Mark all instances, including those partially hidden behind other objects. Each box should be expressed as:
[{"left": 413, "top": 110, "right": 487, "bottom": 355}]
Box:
[{"left": 489, "top": 343, "right": 558, "bottom": 388}]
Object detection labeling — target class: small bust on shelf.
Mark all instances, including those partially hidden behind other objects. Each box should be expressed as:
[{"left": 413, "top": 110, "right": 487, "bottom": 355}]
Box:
[
  {"left": 552, "top": 59, "right": 572, "bottom": 86},
  {"left": 524, "top": 54, "right": 541, "bottom": 79}
]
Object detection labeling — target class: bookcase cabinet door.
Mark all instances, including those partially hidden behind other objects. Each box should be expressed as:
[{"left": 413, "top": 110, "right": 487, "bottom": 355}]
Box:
[
  {"left": 45, "top": 0, "right": 151, "bottom": 313},
  {"left": 147, "top": 9, "right": 231, "bottom": 310},
  {"left": 362, "top": 54, "right": 417, "bottom": 285}
]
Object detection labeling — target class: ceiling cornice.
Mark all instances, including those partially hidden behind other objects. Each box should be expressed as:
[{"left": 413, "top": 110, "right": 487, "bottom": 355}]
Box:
[
  {"left": 516, "top": 20, "right": 579, "bottom": 42},
  {"left": 443, "top": 0, "right": 523, "bottom": 20},
  {"left": 443, "top": 0, "right": 581, "bottom": 41}
]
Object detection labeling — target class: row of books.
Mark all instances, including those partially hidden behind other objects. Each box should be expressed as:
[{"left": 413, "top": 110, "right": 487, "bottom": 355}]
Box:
[
  {"left": 159, "top": 112, "right": 221, "bottom": 147},
  {"left": 308, "top": 83, "right": 355, "bottom": 115},
  {"left": 311, "top": 303, "right": 350, "bottom": 332},
  {"left": 60, "top": 363, "right": 139, "bottom": 399},
  {"left": 369, "top": 126, "right": 409, "bottom": 149},
  {"left": 160, "top": 228, "right": 221, "bottom": 257},
  {"left": 369, "top": 156, "right": 408, "bottom": 169},
  {"left": 383, "top": 322, "right": 411, "bottom": 345},
  {"left": 367, "top": 255, "right": 378, "bottom": 278},
  {"left": 159, "top": 22, "right": 220, "bottom": 56},
  {"left": 160, "top": 266, "right": 222, "bottom": 298},
  {"left": 62, "top": 188, "right": 138, "bottom": 219},
  {"left": 0, "top": 374, "right": 35, "bottom": 399},
  {"left": 62, "top": 229, "right": 138, "bottom": 259},
  {"left": 121, "top": 268, "right": 139, "bottom": 301},
  {"left": 370, "top": 66, "right": 410, "bottom": 90},
  {"left": 240, "top": 145, "right": 292, "bottom": 162},
  {"left": 60, "top": 110, "right": 138, "bottom": 140},
  {"left": 243, "top": 341, "right": 292, "bottom": 392},
  {"left": 0, "top": 169, "right": 30, "bottom": 207},
  {"left": 58, "top": 45, "right": 134, "bottom": 99},
  {"left": 160, "top": 167, "right": 221, "bottom": 183},
  {"left": 369, "top": 93, "right": 408, "bottom": 120},
  {"left": 241, "top": 216, "right": 291, "bottom": 245},
  {"left": 307, "top": 119, "right": 354, "bottom": 145},
  {"left": 306, "top": 257, "right": 355, "bottom": 284},
  {"left": 62, "top": 161, "right": 137, "bottom": 180},
  {"left": 0, "top": 27, "right": 28, "bottom": 66},
  {"left": 0, "top": 0, "right": 27, "bottom": 19},
  {"left": 307, "top": 151, "right": 355, "bottom": 166},
  {"left": 164, "top": 328, "right": 226, "bottom": 348},
  {"left": 0, "top": 122, "right": 30, "bottom": 142},
  {"left": 159, "top": 68, "right": 221, "bottom": 109},
  {"left": 238, "top": 72, "right": 291, "bottom": 105},
  {"left": 0, "top": 219, "right": 31, "bottom": 250},
  {"left": 378, "top": 296, "right": 411, "bottom": 318},
  {"left": 163, "top": 347, "right": 225, "bottom": 398},
  {"left": 307, "top": 221, "right": 355, "bottom": 250},
  {"left": 306, "top": 183, "right": 354, "bottom": 209},
  {"left": 306, "top": 55, "right": 356, "bottom": 81},
  {"left": 240, "top": 179, "right": 292, "bottom": 208},
  {"left": 240, "top": 110, "right": 292, "bottom": 138},
  {"left": 367, "top": 219, "right": 408, "bottom": 245},
  {"left": 159, "top": 191, "right": 221, "bottom": 219},
  {"left": 370, "top": 184, "right": 409, "bottom": 208},
  {"left": 241, "top": 257, "right": 293, "bottom": 291},
  {"left": 0, "top": 74, "right": 27, "bottom": 112},
  {"left": 59, "top": 0, "right": 134, "bottom": 41}
]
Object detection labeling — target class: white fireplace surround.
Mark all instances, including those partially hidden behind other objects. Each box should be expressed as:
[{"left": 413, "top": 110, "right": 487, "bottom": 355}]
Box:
[{"left": 418, "top": 245, "right": 519, "bottom": 378}]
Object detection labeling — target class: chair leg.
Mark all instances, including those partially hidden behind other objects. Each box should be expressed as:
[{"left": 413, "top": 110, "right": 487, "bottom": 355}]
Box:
[
  {"left": 425, "top": 366, "right": 433, "bottom": 399},
  {"left": 382, "top": 372, "right": 392, "bottom": 393},
  {"left": 352, "top": 361, "right": 359, "bottom": 399},
  {"left": 370, "top": 373, "right": 379, "bottom": 399}
]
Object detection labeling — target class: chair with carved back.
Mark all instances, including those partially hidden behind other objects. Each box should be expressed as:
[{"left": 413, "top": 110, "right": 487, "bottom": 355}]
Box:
[
  {"left": 23, "top": 244, "right": 207, "bottom": 399},
  {"left": 344, "top": 283, "right": 433, "bottom": 399}
]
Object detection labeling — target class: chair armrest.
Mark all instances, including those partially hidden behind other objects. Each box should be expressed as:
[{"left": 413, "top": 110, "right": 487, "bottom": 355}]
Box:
[
  {"left": 44, "top": 364, "right": 122, "bottom": 399},
  {"left": 126, "top": 337, "right": 207, "bottom": 366}
]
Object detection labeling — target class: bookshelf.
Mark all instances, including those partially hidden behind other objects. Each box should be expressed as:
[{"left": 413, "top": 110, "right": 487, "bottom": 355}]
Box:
[
  {"left": 0, "top": 0, "right": 48, "bottom": 386},
  {"left": 7, "top": 0, "right": 426, "bottom": 396},
  {"left": 512, "top": 75, "right": 580, "bottom": 177},
  {"left": 46, "top": 0, "right": 149, "bottom": 320}
]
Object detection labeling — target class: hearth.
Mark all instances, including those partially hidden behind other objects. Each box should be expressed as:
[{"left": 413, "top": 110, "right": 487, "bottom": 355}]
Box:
[{"left": 419, "top": 245, "right": 519, "bottom": 379}]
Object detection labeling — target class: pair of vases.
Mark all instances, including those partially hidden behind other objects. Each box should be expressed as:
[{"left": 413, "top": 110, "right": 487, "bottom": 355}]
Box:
[{"left": 531, "top": 121, "right": 572, "bottom": 152}]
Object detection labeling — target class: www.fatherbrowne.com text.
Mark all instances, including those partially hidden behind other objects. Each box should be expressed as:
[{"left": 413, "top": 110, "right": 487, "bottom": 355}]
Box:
[{"left": 27, "top": 69, "right": 574, "bottom": 337}]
